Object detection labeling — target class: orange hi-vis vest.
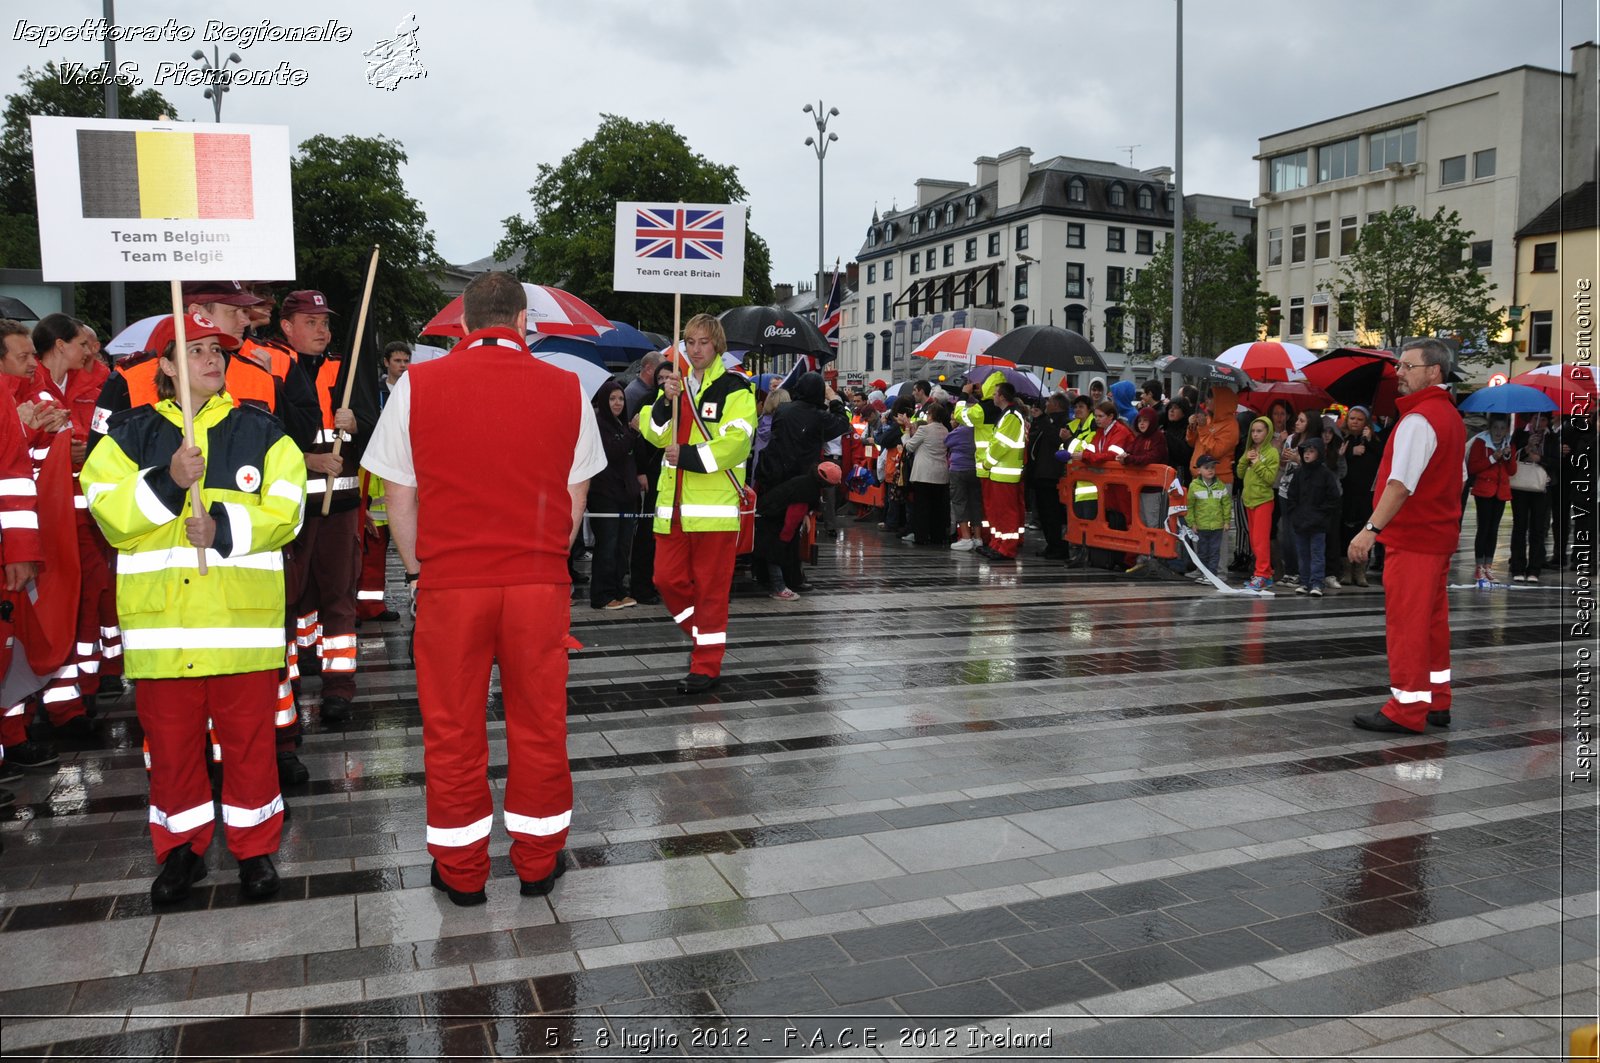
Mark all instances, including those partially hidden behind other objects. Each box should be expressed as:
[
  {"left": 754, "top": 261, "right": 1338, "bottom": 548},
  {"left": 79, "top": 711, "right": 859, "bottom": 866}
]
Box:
[
  {"left": 304, "top": 354, "right": 360, "bottom": 508},
  {"left": 118, "top": 351, "right": 277, "bottom": 413},
  {"left": 238, "top": 337, "right": 298, "bottom": 382}
]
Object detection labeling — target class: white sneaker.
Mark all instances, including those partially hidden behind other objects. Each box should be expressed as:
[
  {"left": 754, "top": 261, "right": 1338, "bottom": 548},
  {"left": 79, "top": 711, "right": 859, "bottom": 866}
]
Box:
[
  {"left": 1324, "top": 576, "right": 1342, "bottom": 589},
  {"left": 901, "top": 534, "right": 916, "bottom": 543}
]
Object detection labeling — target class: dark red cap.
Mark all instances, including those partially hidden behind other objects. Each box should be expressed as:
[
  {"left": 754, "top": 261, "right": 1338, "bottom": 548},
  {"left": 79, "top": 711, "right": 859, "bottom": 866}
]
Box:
[
  {"left": 280, "top": 290, "right": 337, "bottom": 317},
  {"left": 181, "top": 280, "right": 266, "bottom": 307}
]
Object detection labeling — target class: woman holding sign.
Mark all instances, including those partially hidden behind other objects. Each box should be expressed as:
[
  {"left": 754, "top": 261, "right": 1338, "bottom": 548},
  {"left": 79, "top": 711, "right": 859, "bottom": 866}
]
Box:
[{"left": 81, "top": 313, "right": 307, "bottom": 906}]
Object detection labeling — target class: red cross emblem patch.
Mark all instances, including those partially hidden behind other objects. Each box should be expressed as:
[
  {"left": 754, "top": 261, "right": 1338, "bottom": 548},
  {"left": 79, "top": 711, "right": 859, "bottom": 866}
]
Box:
[{"left": 236, "top": 465, "right": 261, "bottom": 491}]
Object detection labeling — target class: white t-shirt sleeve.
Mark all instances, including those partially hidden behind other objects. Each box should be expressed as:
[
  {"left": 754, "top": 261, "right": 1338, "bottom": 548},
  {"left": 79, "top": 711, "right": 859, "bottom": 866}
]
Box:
[
  {"left": 359, "top": 372, "right": 415, "bottom": 487},
  {"left": 1386, "top": 412, "right": 1437, "bottom": 493},
  {"left": 569, "top": 391, "right": 607, "bottom": 485}
]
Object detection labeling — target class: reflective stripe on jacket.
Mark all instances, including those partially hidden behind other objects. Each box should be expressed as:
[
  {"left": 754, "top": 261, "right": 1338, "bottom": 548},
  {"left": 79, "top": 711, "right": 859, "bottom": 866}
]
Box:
[
  {"left": 640, "top": 357, "right": 756, "bottom": 532},
  {"left": 82, "top": 392, "right": 307, "bottom": 679},
  {"left": 983, "top": 407, "right": 1026, "bottom": 484}
]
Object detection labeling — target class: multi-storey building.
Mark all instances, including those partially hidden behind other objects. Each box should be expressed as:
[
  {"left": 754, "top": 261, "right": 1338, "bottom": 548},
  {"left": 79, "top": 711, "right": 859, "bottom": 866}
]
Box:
[
  {"left": 844, "top": 148, "right": 1242, "bottom": 388},
  {"left": 1512, "top": 181, "right": 1596, "bottom": 376},
  {"left": 1254, "top": 43, "right": 1597, "bottom": 358}
]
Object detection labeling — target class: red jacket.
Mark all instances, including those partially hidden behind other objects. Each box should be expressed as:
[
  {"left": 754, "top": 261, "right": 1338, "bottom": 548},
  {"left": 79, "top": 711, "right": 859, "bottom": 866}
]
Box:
[
  {"left": 1081, "top": 420, "right": 1135, "bottom": 466},
  {"left": 1376, "top": 385, "right": 1466, "bottom": 554},
  {"left": 1466, "top": 432, "right": 1516, "bottom": 501},
  {"left": 1125, "top": 411, "right": 1169, "bottom": 467}
]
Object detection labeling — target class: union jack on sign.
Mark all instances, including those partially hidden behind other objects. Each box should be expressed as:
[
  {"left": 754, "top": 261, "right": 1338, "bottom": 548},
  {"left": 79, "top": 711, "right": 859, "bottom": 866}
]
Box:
[{"left": 635, "top": 207, "right": 725, "bottom": 260}]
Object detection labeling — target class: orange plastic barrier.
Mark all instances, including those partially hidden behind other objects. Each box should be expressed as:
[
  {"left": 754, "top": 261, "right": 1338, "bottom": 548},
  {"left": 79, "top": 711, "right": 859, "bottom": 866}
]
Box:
[{"left": 1058, "top": 462, "right": 1186, "bottom": 560}]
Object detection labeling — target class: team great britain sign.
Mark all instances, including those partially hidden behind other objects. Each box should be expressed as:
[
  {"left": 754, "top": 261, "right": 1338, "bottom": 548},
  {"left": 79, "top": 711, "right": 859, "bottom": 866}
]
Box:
[{"left": 612, "top": 201, "right": 746, "bottom": 297}]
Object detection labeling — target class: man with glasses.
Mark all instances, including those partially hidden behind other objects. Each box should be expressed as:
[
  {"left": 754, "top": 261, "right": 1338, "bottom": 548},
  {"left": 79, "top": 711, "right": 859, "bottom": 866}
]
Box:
[{"left": 1347, "top": 339, "right": 1465, "bottom": 734}]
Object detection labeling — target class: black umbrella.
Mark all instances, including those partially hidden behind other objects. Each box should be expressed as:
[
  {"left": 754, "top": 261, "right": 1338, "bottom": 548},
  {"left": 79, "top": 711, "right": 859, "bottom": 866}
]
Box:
[
  {"left": 0, "top": 296, "right": 39, "bottom": 321},
  {"left": 717, "top": 306, "right": 834, "bottom": 364},
  {"left": 1301, "top": 347, "right": 1401, "bottom": 416},
  {"left": 1151, "top": 354, "right": 1252, "bottom": 391},
  {"left": 983, "top": 325, "right": 1107, "bottom": 373}
]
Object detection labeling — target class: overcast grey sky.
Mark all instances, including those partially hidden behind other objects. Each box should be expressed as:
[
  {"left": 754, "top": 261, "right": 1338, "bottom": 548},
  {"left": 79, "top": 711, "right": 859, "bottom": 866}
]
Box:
[{"left": 5, "top": 0, "right": 1595, "bottom": 294}]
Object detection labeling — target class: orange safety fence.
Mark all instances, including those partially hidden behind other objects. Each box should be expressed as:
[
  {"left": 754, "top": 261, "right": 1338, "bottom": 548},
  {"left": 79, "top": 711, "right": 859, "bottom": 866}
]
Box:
[{"left": 1056, "top": 462, "right": 1187, "bottom": 560}]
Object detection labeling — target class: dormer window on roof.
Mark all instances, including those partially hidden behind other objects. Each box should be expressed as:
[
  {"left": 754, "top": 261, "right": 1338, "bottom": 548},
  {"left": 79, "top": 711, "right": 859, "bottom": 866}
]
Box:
[
  {"left": 944, "top": 203, "right": 956, "bottom": 224},
  {"left": 1108, "top": 182, "right": 1127, "bottom": 207},
  {"left": 886, "top": 221, "right": 897, "bottom": 239},
  {"left": 1068, "top": 177, "right": 1086, "bottom": 203},
  {"left": 927, "top": 209, "right": 938, "bottom": 229},
  {"left": 868, "top": 227, "right": 878, "bottom": 247},
  {"left": 966, "top": 195, "right": 977, "bottom": 219},
  {"left": 910, "top": 215, "right": 921, "bottom": 235},
  {"left": 1137, "top": 185, "right": 1154, "bottom": 210}
]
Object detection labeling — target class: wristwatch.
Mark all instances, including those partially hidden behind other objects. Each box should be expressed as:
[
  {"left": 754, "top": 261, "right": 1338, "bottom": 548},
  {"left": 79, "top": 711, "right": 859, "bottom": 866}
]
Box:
[{"left": 1363, "top": 521, "right": 1382, "bottom": 534}]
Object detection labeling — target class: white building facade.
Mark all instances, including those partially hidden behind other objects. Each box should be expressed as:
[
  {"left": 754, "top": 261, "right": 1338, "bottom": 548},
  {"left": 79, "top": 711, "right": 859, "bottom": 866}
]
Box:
[
  {"left": 1254, "top": 44, "right": 1596, "bottom": 355},
  {"left": 843, "top": 149, "right": 1202, "bottom": 388}
]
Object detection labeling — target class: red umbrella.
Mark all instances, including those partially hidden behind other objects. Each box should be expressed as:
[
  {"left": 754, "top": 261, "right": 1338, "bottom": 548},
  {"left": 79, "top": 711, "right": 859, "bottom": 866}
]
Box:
[
  {"left": 420, "top": 283, "right": 613, "bottom": 339},
  {"left": 1216, "top": 341, "right": 1316, "bottom": 382},
  {"left": 1240, "top": 380, "right": 1333, "bottom": 415},
  {"left": 1508, "top": 364, "right": 1597, "bottom": 416},
  {"left": 1301, "top": 347, "right": 1401, "bottom": 416}
]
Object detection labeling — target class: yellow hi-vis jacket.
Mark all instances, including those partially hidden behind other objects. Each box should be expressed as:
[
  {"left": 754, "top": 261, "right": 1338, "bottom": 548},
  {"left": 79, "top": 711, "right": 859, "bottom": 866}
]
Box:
[
  {"left": 82, "top": 393, "right": 307, "bottom": 679},
  {"left": 956, "top": 401, "right": 990, "bottom": 479},
  {"left": 640, "top": 357, "right": 756, "bottom": 533},
  {"left": 983, "top": 406, "right": 1027, "bottom": 483},
  {"left": 364, "top": 471, "right": 387, "bottom": 526},
  {"left": 1062, "top": 414, "right": 1099, "bottom": 502}
]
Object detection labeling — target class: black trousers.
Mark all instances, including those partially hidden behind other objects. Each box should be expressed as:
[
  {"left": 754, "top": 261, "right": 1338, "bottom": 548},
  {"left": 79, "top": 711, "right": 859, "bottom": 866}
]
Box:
[
  {"left": 913, "top": 482, "right": 950, "bottom": 544},
  {"left": 628, "top": 491, "right": 657, "bottom": 599},
  {"left": 1031, "top": 479, "right": 1066, "bottom": 553},
  {"left": 590, "top": 513, "right": 637, "bottom": 608},
  {"left": 1509, "top": 488, "right": 1550, "bottom": 576},
  {"left": 1473, "top": 495, "right": 1507, "bottom": 564}
]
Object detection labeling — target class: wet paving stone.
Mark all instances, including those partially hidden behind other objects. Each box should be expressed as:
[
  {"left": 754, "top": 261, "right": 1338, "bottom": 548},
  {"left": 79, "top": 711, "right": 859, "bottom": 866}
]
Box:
[{"left": 3, "top": 524, "right": 1587, "bottom": 1061}]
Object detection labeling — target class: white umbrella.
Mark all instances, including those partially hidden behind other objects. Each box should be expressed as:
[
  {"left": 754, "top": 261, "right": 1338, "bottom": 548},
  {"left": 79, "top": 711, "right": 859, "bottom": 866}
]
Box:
[
  {"left": 1215, "top": 341, "right": 1317, "bottom": 382},
  {"left": 106, "top": 315, "right": 168, "bottom": 359},
  {"left": 408, "top": 342, "right": 453, "bottom": 366},
  {"left": 533, "top": 351, "right": 614, "bottom": 399}
]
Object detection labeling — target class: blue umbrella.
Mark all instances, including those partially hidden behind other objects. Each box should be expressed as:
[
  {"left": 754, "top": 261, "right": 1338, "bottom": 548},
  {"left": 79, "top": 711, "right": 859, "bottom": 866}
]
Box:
[
  {"left": 528, "top": 319, "right": 658, "bottom": 369},
  {"left": 1457, "top": 383, "right": 1557, "bottom": 414}
]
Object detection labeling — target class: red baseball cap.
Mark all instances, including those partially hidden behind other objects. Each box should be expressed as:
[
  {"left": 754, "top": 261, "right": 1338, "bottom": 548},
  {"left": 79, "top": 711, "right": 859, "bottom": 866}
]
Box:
[
  {"left": 181, "top": 280, "right": 267, "bottom": 307},
  {"left": 816, "top": 462, "right": 842, "bottom": 485},
  {"left": 281, "top": 290, "right": 337, "bottom": 317},
  {"left": 142, "top": 313, "right": 243, "bottom": 355}
]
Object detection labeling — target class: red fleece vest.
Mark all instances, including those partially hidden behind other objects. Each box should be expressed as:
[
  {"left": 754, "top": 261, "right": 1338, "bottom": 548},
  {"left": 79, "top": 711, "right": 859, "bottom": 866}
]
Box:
[{"left": 1375, "top": 385, "right": 1465, "bottom": 555}]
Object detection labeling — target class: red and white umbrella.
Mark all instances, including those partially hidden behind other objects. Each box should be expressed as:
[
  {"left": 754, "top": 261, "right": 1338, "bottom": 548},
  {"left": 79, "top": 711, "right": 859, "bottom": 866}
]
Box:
[
  {"left": 911, "top": 327, "right": 1013, "bottom": 368},
  {"left": 1215, "top": 341, "right": 1317, "bottom": 382},
  {"left": 1508, "top": 363, "right": 1597, "bottom": 416},
  {"left": 420, "top": 283, "right": 613, "bottom": 340}
]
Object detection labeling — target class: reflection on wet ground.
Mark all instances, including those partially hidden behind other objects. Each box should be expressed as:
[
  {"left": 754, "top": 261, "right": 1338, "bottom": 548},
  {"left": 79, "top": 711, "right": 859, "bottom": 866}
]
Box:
[{"left": 0, "top": 524, "right": 1591, "bottom": 1060}]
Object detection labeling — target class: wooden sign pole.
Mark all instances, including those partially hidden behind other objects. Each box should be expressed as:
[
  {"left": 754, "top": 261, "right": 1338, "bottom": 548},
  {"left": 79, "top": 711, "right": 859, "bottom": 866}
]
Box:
[
  {"left": 168, "top": 283, "right": 208, "bottom": 576},
  {"left": 322, "top": 244, "right": 381, "bottom": 516}
]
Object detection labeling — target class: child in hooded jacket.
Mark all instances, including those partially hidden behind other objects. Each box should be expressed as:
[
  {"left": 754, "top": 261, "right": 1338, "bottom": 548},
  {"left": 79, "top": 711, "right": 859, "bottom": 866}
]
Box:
[
  {"left": 1285, "top": 434, "right": 1342, "bottom": 596},
  {"left": 1236, "top": 415, "right": 1280, "bottom": 590}
]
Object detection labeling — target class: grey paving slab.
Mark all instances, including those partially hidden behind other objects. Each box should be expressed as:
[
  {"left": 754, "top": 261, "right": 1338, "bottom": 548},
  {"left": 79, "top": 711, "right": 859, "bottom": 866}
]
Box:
[
  {"left": 145, "top": 897, "right": 357, "bottom": 971},
  {"left": 1008, "top": 799, "right": 1193, "bottom": 851},
  {"left": 709, "top": 836, "right": 905, "bottom": 897},
  {"left": 864, "top": 817, "right": 1054, "bottom": 874},
  {"left": 0, "top": 917, "right": 156, "bottom": 991}
]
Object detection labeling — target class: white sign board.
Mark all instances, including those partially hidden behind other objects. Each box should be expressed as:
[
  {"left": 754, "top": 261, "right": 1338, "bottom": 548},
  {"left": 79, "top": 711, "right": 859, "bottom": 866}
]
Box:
[
  {"left": 612, "top": 201, "right": 746, "bottom": 296},
  {"left": 30, "top": 116, "right": 294, "bottom": 282}
]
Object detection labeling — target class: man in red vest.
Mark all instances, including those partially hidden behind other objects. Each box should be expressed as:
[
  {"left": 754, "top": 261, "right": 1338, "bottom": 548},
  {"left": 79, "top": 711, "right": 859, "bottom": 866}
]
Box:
[
  {"left": 1347, "top": 339, "right": 1466, "bottom": 734},
  {"left": 362, "top": 271, "right": 603, "bottom": 906}
]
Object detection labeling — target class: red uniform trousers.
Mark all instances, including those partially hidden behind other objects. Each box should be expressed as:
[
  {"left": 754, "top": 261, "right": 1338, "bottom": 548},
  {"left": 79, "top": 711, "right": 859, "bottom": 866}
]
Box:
[
  {"left": 356, "top": 523, "right": 391, "bottom": 620},
  {"left": 138, "top": 670, "right": 283, "bottom": 862},
  {"left": 285, "top": 508, "right": 361, "bottom": 701},
  {"left": 653, "top": 521, "right": 738, "bottom": 677},
  {"left": 1378, "top": 547, "right": 1453, "bottom": 731},
  {"left": 71, "top": 514, "right": 121, "bottom": 696},
  {"left": 1246, "top": 500, "right": 1275, "bottom": 580},
  {"left": 417, "top": 583, "right": 571, "bottom": 892},
  {"left": 980, "top": 479, "right": 1025, "bottom": 558},
  {"left": 1, "top": 698, "right": 27, "bottom": 750}
]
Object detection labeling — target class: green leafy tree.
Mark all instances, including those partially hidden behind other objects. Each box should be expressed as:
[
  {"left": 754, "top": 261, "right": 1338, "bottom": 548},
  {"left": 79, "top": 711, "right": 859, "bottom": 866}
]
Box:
[
  {"left": 1122, "top": 220, "right": 1266, "bottom": 360},
  {"left": 1321, "top": 205, "right": 1507, "bottom": 365},
  {"left": 289, "top": 134, "right": 445, "bottom": 344},
  {"left": 496, "top": 115, "right": 773, "bottom": 333},
  {"left": 0, "top": 63, "right": 179, "bottom": 332}
]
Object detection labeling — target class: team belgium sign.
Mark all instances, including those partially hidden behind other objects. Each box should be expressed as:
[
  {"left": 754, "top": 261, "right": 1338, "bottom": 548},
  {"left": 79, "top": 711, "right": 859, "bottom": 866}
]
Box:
[{"left": 30, "top": 116, "right": 295, "bottom": 282}]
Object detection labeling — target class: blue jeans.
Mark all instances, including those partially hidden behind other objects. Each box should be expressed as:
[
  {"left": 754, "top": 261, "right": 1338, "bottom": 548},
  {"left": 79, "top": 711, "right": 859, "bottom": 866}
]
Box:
[
  {"left": 1294, "top": 529, "right": 1326, "bottom": 589},
  {"left": 1195, "top": 528, "right": 1224, "bottom": 574}
]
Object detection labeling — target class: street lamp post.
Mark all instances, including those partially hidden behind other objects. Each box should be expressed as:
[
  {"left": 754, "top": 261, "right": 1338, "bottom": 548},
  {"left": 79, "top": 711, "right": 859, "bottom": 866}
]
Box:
[
  {"left": 191, "top": 46, "right": 242, "bottom": 122},
  {"left": 802, "top": 101, "right": 839, "bottom": 336}
]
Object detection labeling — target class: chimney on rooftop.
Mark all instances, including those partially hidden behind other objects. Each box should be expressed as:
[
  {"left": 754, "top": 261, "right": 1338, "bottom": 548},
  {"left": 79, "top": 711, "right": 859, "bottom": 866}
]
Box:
[{"left": 997, "top": 147, "right": 1032, "bottom": 209}]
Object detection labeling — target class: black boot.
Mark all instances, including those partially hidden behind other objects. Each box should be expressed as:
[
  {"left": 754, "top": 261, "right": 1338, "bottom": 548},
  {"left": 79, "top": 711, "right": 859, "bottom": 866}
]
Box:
[
  {"left": 238, "top": 854, "right": 281, "bottom": 900},
  {"left": 520, "top": 851, "right": 567, "bottom": 897},
  {"left": 151, "top": 845, "right": 208, "bottom": 905},
  {"left": 431, "top": 860, "right": 487, "bottom": 907}
]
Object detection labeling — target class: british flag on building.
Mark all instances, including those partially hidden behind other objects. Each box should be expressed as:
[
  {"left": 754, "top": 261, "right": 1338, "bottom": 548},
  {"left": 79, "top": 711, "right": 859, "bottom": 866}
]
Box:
[{"left": 634, "top": 206, "right": 725, "bottom": 260}]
